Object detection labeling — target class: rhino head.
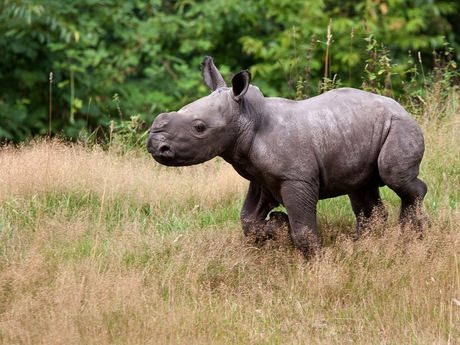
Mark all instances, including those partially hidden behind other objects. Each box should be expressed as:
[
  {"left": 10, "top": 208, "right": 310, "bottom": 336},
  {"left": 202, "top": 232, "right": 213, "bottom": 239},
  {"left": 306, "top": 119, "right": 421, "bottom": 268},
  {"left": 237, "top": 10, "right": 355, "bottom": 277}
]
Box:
[{"left": 147, "top": 57, "right": 251, "bottom": 166}]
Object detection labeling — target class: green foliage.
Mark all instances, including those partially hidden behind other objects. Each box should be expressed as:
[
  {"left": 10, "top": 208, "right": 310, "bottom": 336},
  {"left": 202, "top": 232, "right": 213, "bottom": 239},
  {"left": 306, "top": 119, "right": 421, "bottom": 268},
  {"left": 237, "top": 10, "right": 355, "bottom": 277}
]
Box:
[
  {"left": 432, "top": 38, "right": 460, "bottom": 98},
  {"left": 361, "top": 34, "right": 395, "bottom": 96},
  {"left": 319, "top": 75, "right": 342, "bottom": 93},
  {"left": 0, "top": 0, "right": 459, "bottom": 142},
  {"left": 110, "top": 114, "right": 150, "bottom": 154}
]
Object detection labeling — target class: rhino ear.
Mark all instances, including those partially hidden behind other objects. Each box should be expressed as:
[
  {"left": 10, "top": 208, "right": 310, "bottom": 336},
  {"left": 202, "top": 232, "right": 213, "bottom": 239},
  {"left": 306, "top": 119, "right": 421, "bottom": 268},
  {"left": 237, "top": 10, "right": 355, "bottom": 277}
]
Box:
[
  {"left": 201, "top": 56, "right": 227, "bottom": 91},
  {"left": 231, "top": 70, "right": 251, "bottom": 101}
]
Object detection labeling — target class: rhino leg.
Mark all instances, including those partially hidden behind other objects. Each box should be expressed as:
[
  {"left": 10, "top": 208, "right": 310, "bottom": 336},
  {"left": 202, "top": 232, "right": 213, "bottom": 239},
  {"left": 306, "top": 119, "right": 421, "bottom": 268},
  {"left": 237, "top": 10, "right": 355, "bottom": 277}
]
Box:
[
  {"left": 240, "top": 182, "right": 290, "bottom": 241},
  {"left": 377, "top": 122, "right": 428, "bottom": 230},
  {"left": 281, "top": 180, "right": 321, "bottom": 258},
  {"left": 348, "top": 178, "right": 388, "bottom": 237},
  {"left": 393, "top": 179, "right": 428, "bottom": 230}
]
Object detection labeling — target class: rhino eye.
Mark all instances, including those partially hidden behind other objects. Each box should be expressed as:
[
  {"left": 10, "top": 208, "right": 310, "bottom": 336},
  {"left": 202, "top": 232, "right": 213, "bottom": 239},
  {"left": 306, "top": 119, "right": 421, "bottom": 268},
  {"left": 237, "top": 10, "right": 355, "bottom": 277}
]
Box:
[{"left": 194, "top": 124, "right": 206, "bottom": 133}]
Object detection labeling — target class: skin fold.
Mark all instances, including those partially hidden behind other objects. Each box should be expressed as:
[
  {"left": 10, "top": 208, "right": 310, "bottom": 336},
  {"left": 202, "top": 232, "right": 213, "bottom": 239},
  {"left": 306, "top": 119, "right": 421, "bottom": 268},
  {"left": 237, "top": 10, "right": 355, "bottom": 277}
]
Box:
[{"left": 147, "top": 56, "right": 428, "bottom": 258}]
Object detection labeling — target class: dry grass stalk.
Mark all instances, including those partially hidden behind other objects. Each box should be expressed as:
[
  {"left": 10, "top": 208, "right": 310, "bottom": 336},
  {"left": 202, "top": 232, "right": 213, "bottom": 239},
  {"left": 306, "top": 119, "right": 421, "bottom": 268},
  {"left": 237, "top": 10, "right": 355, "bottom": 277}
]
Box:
[{"left": 324, "top": 18, "right": 332, "bottom": 84}]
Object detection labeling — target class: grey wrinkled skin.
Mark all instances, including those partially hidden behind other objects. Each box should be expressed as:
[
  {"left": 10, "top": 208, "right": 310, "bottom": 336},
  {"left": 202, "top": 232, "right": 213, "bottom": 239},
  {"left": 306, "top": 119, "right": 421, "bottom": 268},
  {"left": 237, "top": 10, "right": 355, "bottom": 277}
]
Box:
[{"left": 147, "top": 56, "right": 428, "bottom": 258}]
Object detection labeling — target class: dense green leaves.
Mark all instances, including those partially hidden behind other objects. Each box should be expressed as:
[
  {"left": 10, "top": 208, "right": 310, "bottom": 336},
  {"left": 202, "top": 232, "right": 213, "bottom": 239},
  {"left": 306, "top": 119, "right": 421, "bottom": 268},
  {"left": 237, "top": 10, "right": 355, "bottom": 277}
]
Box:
[{"left": 0, "top": 0, "right": 458, "bottom": 142}]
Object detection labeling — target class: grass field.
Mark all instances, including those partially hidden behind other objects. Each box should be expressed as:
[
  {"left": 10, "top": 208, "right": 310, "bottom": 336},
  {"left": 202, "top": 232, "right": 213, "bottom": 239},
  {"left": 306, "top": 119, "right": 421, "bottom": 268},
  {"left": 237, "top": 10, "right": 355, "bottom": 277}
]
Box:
[{"left": 0, "top": 90, "right": 459, "bottom": 344}]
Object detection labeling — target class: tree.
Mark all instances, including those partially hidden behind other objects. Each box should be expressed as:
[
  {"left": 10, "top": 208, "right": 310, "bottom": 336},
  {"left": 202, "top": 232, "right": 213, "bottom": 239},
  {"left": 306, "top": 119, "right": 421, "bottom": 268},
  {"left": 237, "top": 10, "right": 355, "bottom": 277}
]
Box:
[{"left": 0, "top": 0, "right": 458, "bottom": 143}]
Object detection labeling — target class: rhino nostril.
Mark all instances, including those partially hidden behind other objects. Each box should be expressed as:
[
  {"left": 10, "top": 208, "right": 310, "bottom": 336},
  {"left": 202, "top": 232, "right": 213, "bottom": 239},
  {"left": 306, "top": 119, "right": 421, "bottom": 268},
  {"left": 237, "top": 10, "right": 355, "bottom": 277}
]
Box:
[
  {"left": 158, "top": 144, "right": 175, "bottom": 160},
  {"left": 159, "top": 144, "right": 171, "bottom": 154}
]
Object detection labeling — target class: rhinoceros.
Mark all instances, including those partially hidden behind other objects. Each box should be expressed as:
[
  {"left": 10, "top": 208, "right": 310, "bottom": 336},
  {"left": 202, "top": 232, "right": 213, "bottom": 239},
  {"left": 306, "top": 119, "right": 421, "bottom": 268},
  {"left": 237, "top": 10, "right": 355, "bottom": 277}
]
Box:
[{"left": 147, "top": 56, "right": 428, "bottom": 257}]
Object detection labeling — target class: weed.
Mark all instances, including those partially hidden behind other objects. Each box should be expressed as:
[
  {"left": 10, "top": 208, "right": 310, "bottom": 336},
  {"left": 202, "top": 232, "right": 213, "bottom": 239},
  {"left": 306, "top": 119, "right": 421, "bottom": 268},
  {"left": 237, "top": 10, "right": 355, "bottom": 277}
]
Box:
[
  {"left": 318, "top": 74, "right": 341, "bottom": 94},
  {"left": 49, "top": 72, "right": 53, "bottom": 136},
  {"left": 349, "top": 27, "right": 354, "bottom": 87},
  {"left": 110, "top": 114, "right": 150, "bottom": 155},
  {"left": 432, "top": 37, "right": 460, "bottom": 101}
]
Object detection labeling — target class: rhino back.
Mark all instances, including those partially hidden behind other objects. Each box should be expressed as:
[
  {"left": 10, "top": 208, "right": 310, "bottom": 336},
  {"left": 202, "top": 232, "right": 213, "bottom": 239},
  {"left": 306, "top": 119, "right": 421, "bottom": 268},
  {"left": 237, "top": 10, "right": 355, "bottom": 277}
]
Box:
[{"left": 247, "top": 88, "right": 420, "bottom": 199}]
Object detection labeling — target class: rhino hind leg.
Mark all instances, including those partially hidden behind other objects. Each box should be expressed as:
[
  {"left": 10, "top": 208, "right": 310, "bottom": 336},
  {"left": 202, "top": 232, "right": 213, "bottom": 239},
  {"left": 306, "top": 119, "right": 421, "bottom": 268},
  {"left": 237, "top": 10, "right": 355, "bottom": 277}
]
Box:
[
  {"left": 348, "top": 179, "right": 388, "bottom": 238},
  {"left": 377, "top": 121, "right": 429, "bottom": 231},
  {"left": 390, "top": 178, "right": 428, "bottom": 230}
]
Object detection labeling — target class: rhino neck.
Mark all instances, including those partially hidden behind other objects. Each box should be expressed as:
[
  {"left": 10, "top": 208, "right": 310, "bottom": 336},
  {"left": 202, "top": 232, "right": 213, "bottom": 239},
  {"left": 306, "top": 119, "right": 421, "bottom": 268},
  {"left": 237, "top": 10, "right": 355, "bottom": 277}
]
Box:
[{"left": 219, "top": 97, "right": 266, "bottom": 179}]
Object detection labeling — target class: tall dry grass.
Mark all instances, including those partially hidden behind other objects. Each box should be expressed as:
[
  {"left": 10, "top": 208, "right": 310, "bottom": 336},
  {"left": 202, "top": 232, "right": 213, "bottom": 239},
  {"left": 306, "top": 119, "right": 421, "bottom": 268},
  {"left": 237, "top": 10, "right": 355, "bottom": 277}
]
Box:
[
  {"left": 0, "top": 90, "right": 459, "bottom": 344},
  {"left": 0, "top": 140, "right": 247, "bottom": 209}
]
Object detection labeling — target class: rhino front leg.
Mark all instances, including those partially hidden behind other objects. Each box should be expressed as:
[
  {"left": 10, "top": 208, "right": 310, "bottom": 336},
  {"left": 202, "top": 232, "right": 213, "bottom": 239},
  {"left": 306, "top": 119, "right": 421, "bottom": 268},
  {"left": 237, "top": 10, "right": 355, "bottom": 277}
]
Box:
[
  {"left": 281, "top": 180, "right": 321, "bottom": 258},
  {"left": 240, "top": 182, "right": 290, "bottom": 241}
]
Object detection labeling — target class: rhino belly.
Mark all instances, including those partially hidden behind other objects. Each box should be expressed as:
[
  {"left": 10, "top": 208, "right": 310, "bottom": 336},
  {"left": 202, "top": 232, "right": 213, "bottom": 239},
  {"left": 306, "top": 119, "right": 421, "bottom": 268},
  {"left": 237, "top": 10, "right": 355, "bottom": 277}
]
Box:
[{"left": 316, "top": 147, "right": 382, "bottom": 199}]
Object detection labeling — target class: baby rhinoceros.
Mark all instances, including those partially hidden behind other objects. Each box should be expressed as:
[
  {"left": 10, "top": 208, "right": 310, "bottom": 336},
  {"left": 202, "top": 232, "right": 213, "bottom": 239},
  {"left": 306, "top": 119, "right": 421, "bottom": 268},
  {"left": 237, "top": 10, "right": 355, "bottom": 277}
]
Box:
[{"left": 147, "top": 56, "right": 428, "bottom": 258}]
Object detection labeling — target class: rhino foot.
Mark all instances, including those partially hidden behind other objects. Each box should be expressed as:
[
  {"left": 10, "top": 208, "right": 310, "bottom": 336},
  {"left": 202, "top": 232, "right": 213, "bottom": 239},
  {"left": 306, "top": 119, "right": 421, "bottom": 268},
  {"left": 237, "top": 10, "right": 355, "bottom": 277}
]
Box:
[
  {"left": 242, "top": 211, "right": 290, "bottom": 242},
  {"left": 266, "top": 211, "right": 291, "bottom": 240},
  {"left": 400, "top": 211, "right": 430, "bottom": 239}
]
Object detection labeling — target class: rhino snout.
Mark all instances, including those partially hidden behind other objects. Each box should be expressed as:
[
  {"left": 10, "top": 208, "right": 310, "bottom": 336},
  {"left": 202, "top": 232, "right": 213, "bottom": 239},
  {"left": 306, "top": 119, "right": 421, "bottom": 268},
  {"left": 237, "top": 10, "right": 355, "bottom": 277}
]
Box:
[{"left": 147, "top": 135, "right": 175, "bottom": 162}]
